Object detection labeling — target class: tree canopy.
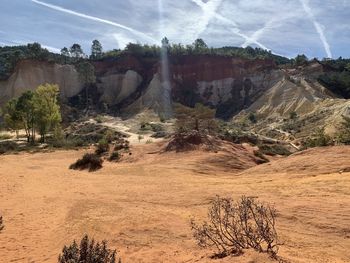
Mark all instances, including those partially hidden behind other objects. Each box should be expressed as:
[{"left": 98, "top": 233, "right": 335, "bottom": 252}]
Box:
[{"left": 3, "top": 84, "right": 62, "bottom": 143}]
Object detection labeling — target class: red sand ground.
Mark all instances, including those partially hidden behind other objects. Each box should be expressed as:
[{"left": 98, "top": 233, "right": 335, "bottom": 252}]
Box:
[{"left": 0, "top": 144, "right": 350, "bottom": 262}]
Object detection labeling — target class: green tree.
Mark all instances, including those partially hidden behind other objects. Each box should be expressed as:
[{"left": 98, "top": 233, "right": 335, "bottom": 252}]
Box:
[
  {"left": 33, "top": 84, "right": 62, "bottom": 142},
  {"left": 76, "top": 61, "right": 96, "bottom": 108},
  {"left": 4, "top": 98, "right": 21, "bottom": 138},
  {"left": 16, "top": 90, "right": 36, "bottom": 143},
  {"left": 174, "top": 103, "right": 216, "bottom": 133},
  {"left": 193, "top": 38, "right": 209, "bottom": 54},
  {"left": 70, "top": 44, "right": 84, "bottom": 60},
  {"left": 294, "top": 54, "right": 308, "bottom": 66},
  {"left": 90, "top": 40, "right": 103, "bottom": 59},
  {"left": 60, "top": 47, "right": 70, "bottom": 63}
]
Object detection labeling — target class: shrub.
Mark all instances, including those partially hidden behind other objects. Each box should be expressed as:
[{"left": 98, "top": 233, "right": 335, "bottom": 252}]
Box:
[
  {"left": 58, "top": 235, "right": 119, "bottom": 263},
  {"left": 253, "top": 150, "right": 270, "bottom": 164},
  {"left": 258, "top": 144, "right": 291, "bottom": 156},
  {"left": 0, "top": 133, "right": 12, "bottom": 140},
  {"left": 337, "top": 115, "right": 350, "bottom": 144},
  {"left": 145, "top": 139, "right": 153, "bottom": 144},
  {"left": 0, "top": 141, "right": 18, "bottom": 154},
  {"left": 95, "top": 115, "right": 104, "bottom": 123},
  {"left": 109, "top": 151, "right": 120, "bottom": 162},
  {"left": 69, "top": 153, "right": 103, "bottom": 172},
  {"left": 303, "top": 128, "right": 333, "bottom": 148},
  {"left": 191, "top": 196, "right": 280, "bottom": 258},
  {"left": 95, "top": 138, "right": 109, "bottom": 155},
  {"left": 0, "top": 215, "right": 4, "bottom": 232}
]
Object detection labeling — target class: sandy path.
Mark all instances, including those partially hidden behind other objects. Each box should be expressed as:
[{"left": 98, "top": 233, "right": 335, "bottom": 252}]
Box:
[{"left": 0, "top": 146, "right": 350, "bottom": 262}]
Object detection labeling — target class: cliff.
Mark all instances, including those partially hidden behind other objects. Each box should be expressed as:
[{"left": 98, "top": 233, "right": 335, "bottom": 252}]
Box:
[
  {"left": 0, "top": 60, "right": 83, "bottom": 106},
  {"left": 0, "top": 55, "right": 337, "bottom": 120}
]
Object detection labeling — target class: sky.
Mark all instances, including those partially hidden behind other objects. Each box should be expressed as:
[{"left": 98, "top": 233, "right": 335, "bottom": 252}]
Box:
[{"left": 0, "top": 0, "right": 349, "bottom": 59}]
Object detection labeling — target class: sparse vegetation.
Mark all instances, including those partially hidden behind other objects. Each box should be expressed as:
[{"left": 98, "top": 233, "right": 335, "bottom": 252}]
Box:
[
  {"left": 337, "top": 115, "right": 350, "bottom": 144},
  {"left": 191, "top": 196, "right": 279, "bottom": 258},
  {"left": 95, "top": 138, "right": 109, "bottom": 155},
  {"left": 248, "top": 112, "right": 257, "bottom": 124},
  {"left": 0, "top": 215, "right": 4, "bottom": 232},
  {"left": 258, "top": 144, "right": 291, "bottom": 156},
  {"left": 303, "top": 128, "right": 333, "bottom": 148},
  {"left": 109, "top": 151, "right": 120, "bottom": 162},
  {"left": 253, "top": 150, "right": 270, "bottom": 164},
  {"left": 0, "top": 141, "right": 18, "bottom": 154},
  {"left": 58, "top": 235, "right": 119, "bottom": 263},
  {"left": 69, "top": 153, "right": 103, "bottom": 172},
  {"left": 174, "top": 103, "right": 217, "bottom": 133}
]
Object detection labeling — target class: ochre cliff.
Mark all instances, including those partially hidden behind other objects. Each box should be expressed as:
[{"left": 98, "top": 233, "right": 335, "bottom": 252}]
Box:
[
  {"left": 0, "top": 60, "right": 83, "bottom": 105},
  {"left": 1, "top": 55, "right": 334, "bottom": 119}
]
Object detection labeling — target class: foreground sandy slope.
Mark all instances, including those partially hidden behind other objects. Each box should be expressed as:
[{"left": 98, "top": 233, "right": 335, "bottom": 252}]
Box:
[{"left": 0, "top": 145, "right": 350, "bottom": 262}]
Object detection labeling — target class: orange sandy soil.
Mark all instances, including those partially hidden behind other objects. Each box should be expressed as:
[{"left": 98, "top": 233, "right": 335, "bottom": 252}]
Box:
[{"left": 0, "top": 144, "right": 350, "bottom": 263}]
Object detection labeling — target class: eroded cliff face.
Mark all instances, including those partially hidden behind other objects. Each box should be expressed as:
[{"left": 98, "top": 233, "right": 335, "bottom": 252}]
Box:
[
  {"left": 0, "top": 60, "right": 83, "bottom": 105},
  {"left": 93, "top": 55, "right": 284, "bottom": 118},
  {"left": 0, "top": 55, "right": 284, "bottom": 118}
]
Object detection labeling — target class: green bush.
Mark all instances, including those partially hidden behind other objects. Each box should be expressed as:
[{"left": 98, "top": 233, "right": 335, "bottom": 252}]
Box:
[
  {"left": 69, "top": 153, "right": 103, "bottom": 172},
  {"left": 95, "top": 138, "right": 109, "bottom": 155},
  {"left": 58, "top": 235, "right": 119, "bottom": 263},
  {"left": 109, "top": 151, "right": 120, "bottom": 162},
  {"left": 303, "top": 128, "right": 333, "bottom": 148},
  {"left": 258, "top": 144, "right": 291, "bottom": 156}
]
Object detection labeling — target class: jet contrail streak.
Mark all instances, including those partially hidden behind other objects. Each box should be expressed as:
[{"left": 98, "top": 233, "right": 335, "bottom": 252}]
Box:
[
  {"left": 190, "top": 0, "right": 269, "bottom": 50},
  {"left": 299, "top": 0, "right": 332, "bottom": 58},
  {"left": 31, "top": 0, "right": 157, "bottom": 43}
]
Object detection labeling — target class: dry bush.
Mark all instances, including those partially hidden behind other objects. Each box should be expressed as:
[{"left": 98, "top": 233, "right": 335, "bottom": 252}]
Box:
[
  {"left": 109, "top": 151, "right": 120, "bottom": 162},
  {"left": 0, "top": 215, "right": 4, "bottom": 232},
  {"left": 191, "top": 196, "right": 280, "bottom": 258},
  {"left": 165, "top": 131, "right": 219, "bottom": 152},
  {"left": 58, "top": 235, "right": 119, "bottom": 263},
  {"left": 69, "top": 153, "right": 103, "bottom": 172}
]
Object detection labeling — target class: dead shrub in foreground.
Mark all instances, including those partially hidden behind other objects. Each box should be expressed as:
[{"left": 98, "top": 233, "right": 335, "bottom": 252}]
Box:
[
  {"left": 69, "top": 153, "right": 103, "bottom": 172},
  {"left": 191, "top": 196, "right": 280, "bottom": 258},
  {"left": 0, "top": 215, "right": 4, "bottom": 232},
  {"left": 58, "top": 235, "right": 119, "bottom": 263}
]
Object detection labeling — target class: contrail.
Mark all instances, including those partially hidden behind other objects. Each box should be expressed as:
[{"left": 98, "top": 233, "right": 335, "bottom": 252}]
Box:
[
  {"left": 241, "top": 18, "right": 276, "bottom": 48},
  {"left": 191, "top": 0, "right": 269, "bottom": 50},
  {"left": 31, "top": 0, "right": 157, "bottom": 43},
  {"left": 299, "top": 0, "right": 332, "bottom": 58}
]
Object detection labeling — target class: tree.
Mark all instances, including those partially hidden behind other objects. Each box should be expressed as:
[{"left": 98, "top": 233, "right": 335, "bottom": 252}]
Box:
[
  {"left": 16, "top": 90, "right": 36, "bottom": 143},
  {"left": 60, "top": 47, "right": 70, "bottom": 63},
  {"left": 294, "top": 54, "right": 308, "bottom": 66},
  {"left": 70, "top": 44, "right": 84, "bottom": 60},
  {"left": 76, "top": 61, "right": 96, "bottom": 108},
  {"left": 33, "top": 84, "right": 62, "bottom": 142},
  {"left": 174, "top": 103, "right": 216, "bottom": 133},
  {"left": 27, "top": 42, "right": 41, "bottom": 58},
  {"left": 193, "top": 38, "right": 209, "bottom": 54},
  {"left": 161, "top": 37, "right": 169, "bottom": 48},
  {"left": 4, "top": 98, "right": 21, "bottom": 138},
  {"left": 90, "top": 40, "right": 103, "bottom": 59}
]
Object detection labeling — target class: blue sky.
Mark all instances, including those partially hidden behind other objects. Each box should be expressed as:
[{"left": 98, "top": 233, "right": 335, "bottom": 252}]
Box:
[{"left": 0, "top": 0, "right": 349, "bottom": 59}]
